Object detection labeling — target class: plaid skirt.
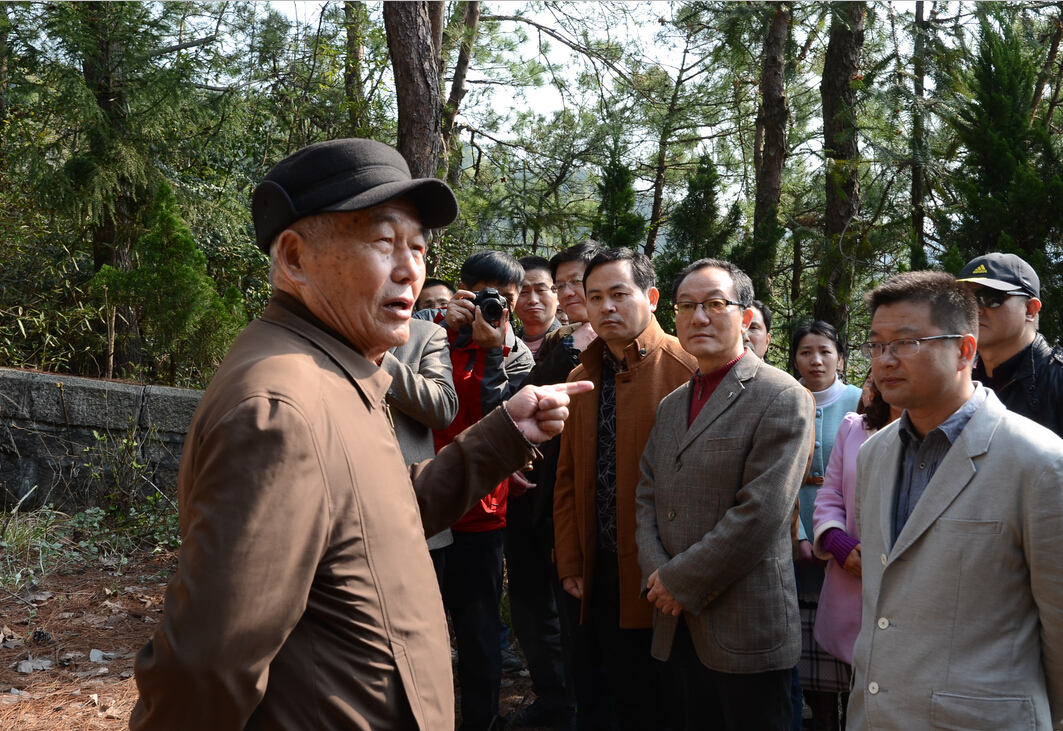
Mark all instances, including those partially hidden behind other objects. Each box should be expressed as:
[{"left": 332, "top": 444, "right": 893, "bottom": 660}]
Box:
[{"left": 798, "top": 601, "right": 852, "bottom": 693}]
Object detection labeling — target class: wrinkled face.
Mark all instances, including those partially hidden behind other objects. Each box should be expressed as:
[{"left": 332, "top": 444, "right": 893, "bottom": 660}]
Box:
[
  {"left": 417, "top": 284, "right": 453, "bottom": 311},
  {"left": 966, "top": 284, "right": 1037, "bottom": 356},
  {"left": 294, "top": 199, "right": 426, "bottom": 361},
  {"left": 868, "top": 300, "right": 973, "bottom": 420},
  {"left": 516, "top": 268, "right": 558, "bottom": 332},
  {"left": 675, "top": 267, "right": 752, "bottom": 372},
  {"left": 794, "top": 333, "right": 840, "bottom": 392},
  {"left": 744, "top": 306, "right": 771, "bottom": 358},
  {"left": 585, "top": 260, "right": 658, "bottom": 350},
  {"left": 553, "top": 260, "right": 590, "bottom": 324}
]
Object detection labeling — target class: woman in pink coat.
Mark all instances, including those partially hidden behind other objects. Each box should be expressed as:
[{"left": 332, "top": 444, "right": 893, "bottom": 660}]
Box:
[{"left": 811, "top": 377, "right": 899, "bottom": 666}]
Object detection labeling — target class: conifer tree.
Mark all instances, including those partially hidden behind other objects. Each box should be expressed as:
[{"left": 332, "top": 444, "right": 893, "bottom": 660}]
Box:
[
  {"left": 92, "top": 182, "right": 245, "bottom": 386},
  {"left": 594, "top": 139, "right": 647, "bottom": 251},
  {"left": 945, "top": 7, "right": 1063, "bottom": 340},
  {"left": 655, "top": 154, "right": 741, "bottom": 333}
]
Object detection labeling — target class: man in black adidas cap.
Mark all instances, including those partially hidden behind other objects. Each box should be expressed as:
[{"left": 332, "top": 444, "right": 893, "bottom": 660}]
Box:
[
  {"left": 957, "top": 252, "right": 1063, "bottom": 436},
  {"left": 131, "top": 139, "right": 591, "bottom": 731}
]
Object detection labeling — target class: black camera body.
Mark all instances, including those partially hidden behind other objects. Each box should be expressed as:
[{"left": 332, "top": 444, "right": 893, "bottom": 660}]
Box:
[{"left": 472, "top": 288, "right": 506, "bottom": 327}]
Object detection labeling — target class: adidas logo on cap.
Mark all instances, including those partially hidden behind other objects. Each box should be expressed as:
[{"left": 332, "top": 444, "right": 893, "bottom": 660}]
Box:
[{"left": 972, "top": 264, "right": 987, "bottom": 274}]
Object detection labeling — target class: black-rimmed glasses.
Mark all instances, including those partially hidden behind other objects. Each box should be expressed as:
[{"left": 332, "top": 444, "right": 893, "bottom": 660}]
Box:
[{"left": 858, "top": 335, "right": 963, "bottom": 359}]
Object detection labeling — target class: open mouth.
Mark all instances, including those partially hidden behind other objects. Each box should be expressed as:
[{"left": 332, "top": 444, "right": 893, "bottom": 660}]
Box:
[{"left": 384, "top": 298, "right": 414, "bottom": 316}]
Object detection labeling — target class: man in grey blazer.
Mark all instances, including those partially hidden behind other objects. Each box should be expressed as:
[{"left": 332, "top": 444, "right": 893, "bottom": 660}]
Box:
[
  {"left": 382, "top": 317, "right": 459, "bottom": 580},
  {"left": 848, "top": 271, "right": 1063, "bottom": 731},
  {"left": 635, "top": 258, "right": 815, "bottom": 730}
]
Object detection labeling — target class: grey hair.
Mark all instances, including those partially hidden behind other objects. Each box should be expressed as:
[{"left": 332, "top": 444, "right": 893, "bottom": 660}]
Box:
[{"left": 267, "top": 214, "right": 340, "bottom": 286}]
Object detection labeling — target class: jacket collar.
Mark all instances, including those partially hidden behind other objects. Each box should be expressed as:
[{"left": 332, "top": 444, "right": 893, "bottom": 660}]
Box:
[
  {"left": 876, "top": 389, "right": 1004, "bottom": 559},
  {"left": 260, "top": 291, "right": 392, "bottom": 408},
  {"left": 675, "top": 350, "right": 761, "bottom": 452},
  {"left": 578, "top": 317, "right": 671, "bottom": 373}
]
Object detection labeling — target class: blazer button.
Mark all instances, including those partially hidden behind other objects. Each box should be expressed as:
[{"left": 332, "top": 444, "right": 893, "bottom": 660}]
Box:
[
  {"left": 877, "top": 617, "right": 889, "bottom": 630},
  {"left": 640, "top": 347, "right": 647, "bottom": 356},
  {"left": 667, "top": 511, "right": 676, "bottom": 520},
  {"left": 868, "top": 682, "right": 880, "bottom": 694},
  {"left": 880, "top": 554, "right": 887, "bottom": 565},
  {"left": 674, "top": 461, "right": 682, "bottom": 472}
]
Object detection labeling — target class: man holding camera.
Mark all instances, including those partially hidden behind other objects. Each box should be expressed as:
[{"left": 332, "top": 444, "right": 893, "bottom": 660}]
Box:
[{"left": 418, "top": 250, "right": 534, "bottom": 730}]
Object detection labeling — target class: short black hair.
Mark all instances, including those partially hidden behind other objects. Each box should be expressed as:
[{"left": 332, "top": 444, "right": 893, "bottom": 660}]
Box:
[
  {"left": 584, "top": 247, "right": 655, "bottom": 293},
  {"left": 422, "top": 277, "right": 454, "bottom": 294},
  {"left": 549, "top": 240, "right": 600, "bottom": 281},
  {"left": 519, "top": 255, "right": 552, "bottom": 279},
  {"left": 670, "top": 258, "right": 754, "bottom": 306},
  {"left": 789, "top": 320, "right": 846, "bottom": 374},
  {"left": 751, "top": 299, "right": 773, "bottom": 332},
  {"left": 866, "top": 270, "right": 978, "bottom": 337},
  {"left": 460, "top": 250, "right": 525, "bottom": 288}
]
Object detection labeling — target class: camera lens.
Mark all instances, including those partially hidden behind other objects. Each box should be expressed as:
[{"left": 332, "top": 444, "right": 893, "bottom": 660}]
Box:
[{"left": 481, "top": 298, "right": 504, "bottom": 323}]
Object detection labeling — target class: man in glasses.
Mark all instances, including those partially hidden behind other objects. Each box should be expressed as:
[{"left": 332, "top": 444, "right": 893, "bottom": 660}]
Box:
[
  {"left": 956, "top": 252, "right": 1063, "bottom": 436},
  {"left": 634, "top": 259, "right": 815, "bottom": 730},
  {"left": 846, "top": 271, "right": 1063, "bottom": 731}
]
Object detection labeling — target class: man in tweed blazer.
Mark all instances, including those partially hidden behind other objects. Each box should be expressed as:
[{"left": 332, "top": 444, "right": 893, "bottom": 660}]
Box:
[{"left": 635, "top": 259, "right": 815, "bottom": 730}]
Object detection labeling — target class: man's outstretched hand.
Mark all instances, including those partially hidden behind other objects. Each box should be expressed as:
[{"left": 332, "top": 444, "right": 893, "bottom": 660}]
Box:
[{"left": 506, "top": 381, "right": 594, "bottom": 443}]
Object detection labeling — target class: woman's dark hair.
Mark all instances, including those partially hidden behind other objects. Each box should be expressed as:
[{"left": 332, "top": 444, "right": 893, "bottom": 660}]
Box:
[
  {"left": 859, "top": 373, "right": 892, "bottom": 431},
  {"left": 789, "top": 320, "right": 846, "bottom": 377}
]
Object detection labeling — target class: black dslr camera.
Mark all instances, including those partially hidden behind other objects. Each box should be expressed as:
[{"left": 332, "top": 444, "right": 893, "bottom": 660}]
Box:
[{"left": 472, "top": 288, "right": 507, "bottom": 327}]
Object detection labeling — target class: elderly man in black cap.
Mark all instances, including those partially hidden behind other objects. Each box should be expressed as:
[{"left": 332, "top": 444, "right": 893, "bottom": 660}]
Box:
[
  {"left": 130, "top": 139, "right": 591, "bottom": 731},
  {"left": 957, "top": 252, "right": 1063, "bottom": 436}
]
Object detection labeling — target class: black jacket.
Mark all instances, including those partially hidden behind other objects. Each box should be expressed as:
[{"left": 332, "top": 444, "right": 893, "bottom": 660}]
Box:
[{"left": 988, "top": 333, "right": 1063, "bottom": 438}]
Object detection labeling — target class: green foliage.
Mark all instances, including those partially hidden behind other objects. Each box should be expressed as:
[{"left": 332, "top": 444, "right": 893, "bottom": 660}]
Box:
[
  {"left": 594, "top": 139, "right": 647, "bottom": 250},
  {"left": 90, "top": 182, "right": 245, "bottom": 386},
  {"left": 945, "top": 7, "right": 1063, "bottom": 341},
  {"left": 655, "top": 155, "right": 742, "bottom": 333}
]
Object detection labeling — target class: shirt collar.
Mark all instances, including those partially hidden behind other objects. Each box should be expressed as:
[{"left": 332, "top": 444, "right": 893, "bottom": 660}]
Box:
[{"left": 899, "top": 383, "right": 987, "bottom": 447}]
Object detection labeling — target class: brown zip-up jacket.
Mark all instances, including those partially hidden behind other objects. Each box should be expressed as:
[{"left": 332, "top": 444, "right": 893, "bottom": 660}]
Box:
[
  {"left": 553, "top": 317, "right": 696, "bottom": 628},
  {"left": 131, "top": 293, "right": 537, "bottom": 731}
]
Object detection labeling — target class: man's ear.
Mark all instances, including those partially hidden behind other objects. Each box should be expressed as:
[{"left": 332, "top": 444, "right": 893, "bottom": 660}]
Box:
[
  {"left": 740, "top": 306, "right": 754, "bottom": 332},
  {"left": 273, "top": 229, "right": 310, "bottom": 290},
  {"left": 647, "top": 287, "right": 659, "bottom": 311},
  {"left": 1026, "top": 297, "right": 1043, "bottom": 321},
  {"left": 958, "top": 333, "right": 979, "bottom": 371}
]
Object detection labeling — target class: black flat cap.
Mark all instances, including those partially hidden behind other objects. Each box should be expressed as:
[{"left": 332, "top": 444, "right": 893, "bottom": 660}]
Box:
[{"left": 251, "top": 138, "right": 459, "bottom": 253}]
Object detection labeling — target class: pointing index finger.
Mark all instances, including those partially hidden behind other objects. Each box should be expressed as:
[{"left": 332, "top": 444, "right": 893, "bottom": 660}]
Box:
[{"left": 551, "top": 380, "right": 594, "bottom": 395}]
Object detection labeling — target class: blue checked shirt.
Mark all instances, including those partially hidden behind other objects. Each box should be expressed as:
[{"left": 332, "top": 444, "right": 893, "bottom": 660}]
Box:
[{"left": 893, "top": 385, "right": 987, "bottom": 543}]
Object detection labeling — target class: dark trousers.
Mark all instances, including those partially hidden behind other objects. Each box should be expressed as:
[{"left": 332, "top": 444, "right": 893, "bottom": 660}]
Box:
[
  {"left": 579, "top": 547, "right": 671, "bottom": 731},
  {"left": 667, "top": 623, "right": 792, "bottom": 731},
  {"left": 505, "top": 524, "right": 568, "bottom": 707},
  {"left": 442, "top": 528, "right": 505, "bottom": 731}
]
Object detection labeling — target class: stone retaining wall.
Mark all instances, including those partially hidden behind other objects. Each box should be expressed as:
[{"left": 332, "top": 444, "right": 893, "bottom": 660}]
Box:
[{"left": 0, "top": 368, "right": 202, "bottom": 510}]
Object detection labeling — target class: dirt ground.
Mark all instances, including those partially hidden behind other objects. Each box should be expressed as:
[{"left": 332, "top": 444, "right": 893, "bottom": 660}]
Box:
[{"left": 0, "top": 552, "right": 549, "bottom": 730}]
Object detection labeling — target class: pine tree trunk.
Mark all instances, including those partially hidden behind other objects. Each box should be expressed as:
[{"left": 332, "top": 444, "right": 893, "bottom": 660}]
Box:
[
  {"left": 80, "top": 2, "right": 143, "bottom": 376},
  {"left": 344, "top": 1, "right": 369, "bottom": 137},
  {"left": 910, "top": 1, "right": 928, "bottom": 270},
  {"left": 750, "top": 2, "right": 790, "bottom": 296},
  {"left": 441, "top": 2, "right": 480, "bottom": 180},
  {"left": 815, "top": 2, "right": 865, "bottom": 330},
  {"left": 384, "top": 2, "right": 444, "bottom": 178}
]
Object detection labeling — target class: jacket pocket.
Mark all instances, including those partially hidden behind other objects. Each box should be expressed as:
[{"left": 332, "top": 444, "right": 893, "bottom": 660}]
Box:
[
  {"left": 930, "top": 691, "right": 1035, "bottom": 731},
  {"left": 934, "top": 519, "right": 1002, "bottom": 534},
  {"left": 712, "top": 557, "right": 788, "bottom": 654}
]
